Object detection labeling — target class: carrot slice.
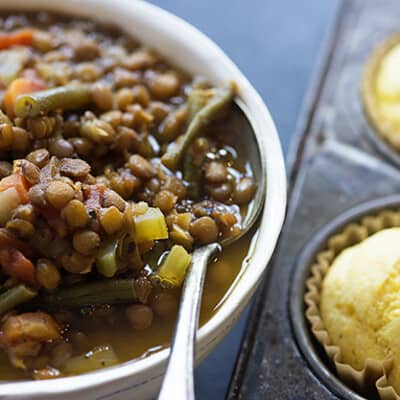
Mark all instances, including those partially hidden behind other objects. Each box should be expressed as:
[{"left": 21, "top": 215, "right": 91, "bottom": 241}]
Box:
[
  {"left": 0, "top": 228, "right": 35, "bottom": 258},
  {"left": 0, "top": 29, "right": 34, "bottom": 50},
  {"left": 3, "top": 77, "right": 46, "bottom": 117},
  {"left": 0, "top": 174, "right": 29, "bottom": 203},
  {"left": 0, "top": 248, "right": 36, "bottom": 286}
]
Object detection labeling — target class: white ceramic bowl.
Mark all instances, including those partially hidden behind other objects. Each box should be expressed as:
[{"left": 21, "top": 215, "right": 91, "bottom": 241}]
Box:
[{"left": 0, "top": 1, "right": 287, "bottom": 399}]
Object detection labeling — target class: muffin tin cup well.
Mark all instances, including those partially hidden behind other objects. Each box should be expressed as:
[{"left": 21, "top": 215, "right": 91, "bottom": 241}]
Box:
[
  {"left": 362, "top": 111, "right": 400, "bottom": 169},
  {"left": 290, "top": 195, "right": 400, "bottom": 400},
  {"left": 360, "top": 88, "right": 400, "bottom": 170},
  {"left": 360, "top": 34, "right": 400, "bottom": 169}
]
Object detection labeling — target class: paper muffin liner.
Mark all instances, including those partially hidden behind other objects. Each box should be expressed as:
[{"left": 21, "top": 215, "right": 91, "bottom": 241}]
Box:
[
  {"left": 305, "top": 209, "right": 400, "bottom": 399},
  {"left": 361, "top": 33, "right": 400, "bottom": 152}
]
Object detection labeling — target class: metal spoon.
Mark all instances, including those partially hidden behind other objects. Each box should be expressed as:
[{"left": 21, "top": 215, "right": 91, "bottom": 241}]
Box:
[{"left": 158, "top": 99, "right": 266, "bottom": 400}]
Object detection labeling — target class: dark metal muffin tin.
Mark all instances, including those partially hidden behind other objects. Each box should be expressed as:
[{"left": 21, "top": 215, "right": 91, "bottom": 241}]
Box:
[
  {"left": 291, "top": 195, "right": 400, "bottom": 400},
  {"left": 363, "top": 115, "right": 400, "bottom": 169},
  {"left": 227, "top": 0, "right": 400, "bottom": 399}
]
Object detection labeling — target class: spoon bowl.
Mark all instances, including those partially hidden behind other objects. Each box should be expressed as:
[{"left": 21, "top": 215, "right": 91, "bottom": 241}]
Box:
[
  {"left": 220, "top": 99, "right": 266, "bottom": 247},
  {"left": 158, "top": 98, "right": 267, "bottom": 400}
]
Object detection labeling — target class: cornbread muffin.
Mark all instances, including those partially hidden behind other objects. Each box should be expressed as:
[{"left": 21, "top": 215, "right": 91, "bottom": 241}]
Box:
[
  {"left": 362, "top": 35, "right": 400, "bottom": 150},
  {"left": 321, "top": 227, "right": 400, "bottom": 394},
  {"left": 374, "top": 44, "right": 400, "bottom": 124}
]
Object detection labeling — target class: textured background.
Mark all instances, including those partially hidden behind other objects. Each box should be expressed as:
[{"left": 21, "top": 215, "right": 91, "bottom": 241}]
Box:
[{"left": 147, "top": 0, "right": 340, "bottom": 398}]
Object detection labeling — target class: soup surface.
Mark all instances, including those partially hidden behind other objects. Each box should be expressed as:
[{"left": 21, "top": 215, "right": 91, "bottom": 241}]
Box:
[{"left": 0, "top": 12, "right": 256, "bottom": 380}]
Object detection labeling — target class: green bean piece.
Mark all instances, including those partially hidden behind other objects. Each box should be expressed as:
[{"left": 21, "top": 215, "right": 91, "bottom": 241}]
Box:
[
  {"left": 96, "top": 238, "right": 119, "bottom": 278},
  {"left": 0, "top": 284, "right": 37, "bottom": 315},
  {"left": 14, "top": 85, "right": 92, "bottom": 118},
  {"left": 187, "top": 88, "right": 209, "bottom": 121},
  {"left": 182, "top": 89, "right": 209, "bottom": 199},
  {"left": 40, "top": 279, "right": 137, "bottom": 307},
  {"left": 161, "top": 84, "right": 234, "bottom": 170},
  {"left": 183, "top": 152, "right": 202, "bottom": 199}
]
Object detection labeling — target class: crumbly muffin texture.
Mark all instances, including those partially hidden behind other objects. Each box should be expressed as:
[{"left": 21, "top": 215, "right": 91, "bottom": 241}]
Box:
[
  {"left": 321, "top": 228, "right": 400, "bottom": 393},
  {"left": 375, "top": 43, "right": 400, "bottom": 128}
]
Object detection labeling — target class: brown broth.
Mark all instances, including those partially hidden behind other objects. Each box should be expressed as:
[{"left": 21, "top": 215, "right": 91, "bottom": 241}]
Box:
[{"left": 0, "top": 233, "right": 252, "bottom": 380}]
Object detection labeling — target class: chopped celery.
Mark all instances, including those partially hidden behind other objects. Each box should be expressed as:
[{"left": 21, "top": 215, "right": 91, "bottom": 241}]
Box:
[
  {"left": 63, "top": 345, "right": 118, "bottom": 374},
  {"left": 154, "top": 245, "right": 192, "bottom": 287},
  {"left": 175, "top": 212, "right": 193, "bottom": 230},
  {"left": 0, "top": 187, "right": 21, "bottom": 226},
  {"left": 134, "top": 207, "right": 168, "bottom": 242},
  {"left": 187, "top": 88, "right": 210, "bottom": 121},
  {"left": 96, "top": 238, "right": 119, "bottom": 277},
  {"left": 169, "top": 224, "right": 193, "bottom": 249},
  {"left": 0, "top": 49, "right": 29, "bottom": 85}
]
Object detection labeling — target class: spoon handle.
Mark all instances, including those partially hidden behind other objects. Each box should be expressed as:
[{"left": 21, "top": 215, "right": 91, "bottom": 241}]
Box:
[{"left": 158, "top": 243, "right": 220, "bottom": 400}]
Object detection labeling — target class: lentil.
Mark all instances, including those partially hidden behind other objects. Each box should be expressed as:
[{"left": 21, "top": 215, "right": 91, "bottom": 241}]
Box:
[
  {"left": 20, "top": 160, "right": 40, "bottom": 185},
  {"left": 45, "top": 181, "right": 75, "bottom": 209},
  {"left": 233, "top": 177, "right": 256, "bottom": 205},
  {"left": 60, "top": 158, "right": 90, "bottom": 178},
  {"left": 99, "top": 206, "right": 124, "bottom": 235},
  {"left": 154, "top": 190, "right": 177, "bottom": 213},
  {"left": 204, "top": 161, "right": 228, "bottom": 184},
  {"left": 26, "top": 149, "right": 49, "bottom": 168},
  {"left": 0, "top": 161, "right": 12, "bottom": 177},
  {"left": 151, "top": 292, "right": 179, "bottom": 319},
  {"left": 126, "top": 154, "right": 155, "bottom": 179},
  {"left": 125, "top": 305, "right": 153, "bottom": 330},
  {"left": 61, "top": 199, "right": 88, "bottom": 228},
  {"left": 149, "top": 72, "right": 180, "bottom": 100},
  {"left": 36, "top": 259, "right": 61, "bottom": 289},
  {"left": 72, "top": 230, "right": 100, "bottom": 255},
  {"left": 48, "top": 138, "right": 74, "bottom": 158},
  {"left": 189, "top": 216, "right": 219, "bottom": 244}
]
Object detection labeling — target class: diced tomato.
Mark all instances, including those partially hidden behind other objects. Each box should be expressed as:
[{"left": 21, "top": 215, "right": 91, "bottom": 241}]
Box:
[
  {"left": 40, "top": 206, "right": 59, "bottom": 221},
  {"left": 0, "top": 174, "right": 30, "bottom": 203},
  {"left": 0, "top": 229, "right": 35, "bottom": 258},
  {"left": 0, "top": 248, "right": 36, "bottom": 286},
  {"left": 3, "top": 77, "right": 46, "bottom": 117},
  {"left": 0, "top": 29, "right": 34, "bottom": 50},
  {"left": 21, "top": 68, "right": 46, "bottom": 87},
  {"left": 39, "top": 206, "right": 64, "bottom": 232},
  {"left": 84, "top": 184, "right": 105, "bottom": 214}
]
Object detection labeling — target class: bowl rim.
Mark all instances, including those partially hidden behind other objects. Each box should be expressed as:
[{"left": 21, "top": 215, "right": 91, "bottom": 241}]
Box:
[{"left": 0, "top": 0, "right": 287, "bottom": 396}]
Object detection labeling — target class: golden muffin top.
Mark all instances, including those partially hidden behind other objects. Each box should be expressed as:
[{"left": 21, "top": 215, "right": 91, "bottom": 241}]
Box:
[
  {"left": 321, "top": 227, "right": 400, "bottom": 393},
  {"left": 362, "top": 35, "right": 400, "bottom": 149}
]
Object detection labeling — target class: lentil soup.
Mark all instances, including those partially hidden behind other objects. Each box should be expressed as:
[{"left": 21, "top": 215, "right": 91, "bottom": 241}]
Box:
[{"left": 0, "top": 11, "right": 257, "bottom": 380}]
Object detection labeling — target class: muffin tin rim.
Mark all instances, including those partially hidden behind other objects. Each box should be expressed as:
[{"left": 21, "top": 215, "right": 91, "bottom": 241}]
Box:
[{"left": 289, "top": 194, "right": 400, "bottom": 400}]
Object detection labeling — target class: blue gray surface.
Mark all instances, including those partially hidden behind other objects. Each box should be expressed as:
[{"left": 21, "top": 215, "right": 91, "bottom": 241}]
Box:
[{"left": 147, "top": 0, "right": 340, "bottom": 398}]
